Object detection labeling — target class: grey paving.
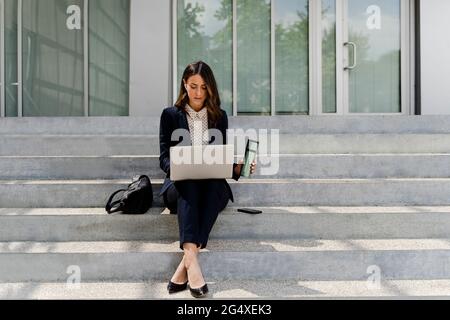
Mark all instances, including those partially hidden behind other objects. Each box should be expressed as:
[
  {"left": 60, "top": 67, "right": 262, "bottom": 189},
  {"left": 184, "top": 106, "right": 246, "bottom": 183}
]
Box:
[{"left": 2, "top": 280, "right": 450, "bottom": 299}]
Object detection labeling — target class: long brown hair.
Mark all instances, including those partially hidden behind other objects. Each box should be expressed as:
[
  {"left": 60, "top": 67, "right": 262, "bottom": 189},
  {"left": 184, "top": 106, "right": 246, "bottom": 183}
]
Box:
[{"left": 175, "top": 61, "right": 223, "bottom": 127}]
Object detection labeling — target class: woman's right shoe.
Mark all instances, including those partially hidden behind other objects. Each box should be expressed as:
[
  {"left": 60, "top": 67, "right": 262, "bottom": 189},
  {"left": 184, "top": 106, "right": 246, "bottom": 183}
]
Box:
[
  {"left": 167, "top": 280, "right": 188, "bottom": 294},
  {"left": 189, "top": 283, "right": 209, "bottom": 298}
]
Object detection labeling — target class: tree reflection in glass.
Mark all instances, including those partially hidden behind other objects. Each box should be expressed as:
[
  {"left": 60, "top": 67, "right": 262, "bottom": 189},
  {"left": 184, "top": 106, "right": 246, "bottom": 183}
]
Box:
[
  {"left": 275, "top": 0, "right": 309, "bottom": 115},
  {"left": 177, "top": 0, "right": 233, "bottom": 114}
]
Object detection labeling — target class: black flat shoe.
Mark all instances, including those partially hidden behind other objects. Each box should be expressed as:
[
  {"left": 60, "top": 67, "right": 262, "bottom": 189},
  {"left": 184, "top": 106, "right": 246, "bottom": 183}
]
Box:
[
  {"left": 189, "top": 283, "right": 209, "bottom": 298},
  {"left": 167, "top": 280, "right": 188, "bottom": 294}
]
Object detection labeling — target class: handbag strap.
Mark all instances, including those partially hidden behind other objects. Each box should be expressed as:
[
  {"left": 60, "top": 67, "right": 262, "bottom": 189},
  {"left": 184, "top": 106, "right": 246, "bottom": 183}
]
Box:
[{"left": 105, "top": 189, "right": 127, "bottom": 214}]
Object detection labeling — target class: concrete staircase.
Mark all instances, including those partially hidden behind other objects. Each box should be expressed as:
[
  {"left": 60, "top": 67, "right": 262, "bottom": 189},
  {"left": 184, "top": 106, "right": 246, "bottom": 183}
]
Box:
[{"left": 1, "top": 116, "right": 450, "bottom": 299}]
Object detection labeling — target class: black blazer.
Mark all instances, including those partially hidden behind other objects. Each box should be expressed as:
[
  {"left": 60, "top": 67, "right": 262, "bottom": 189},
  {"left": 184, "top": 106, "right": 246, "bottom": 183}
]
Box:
[{"left": 158, "top": 106, "right": 239, "bottom": 201}]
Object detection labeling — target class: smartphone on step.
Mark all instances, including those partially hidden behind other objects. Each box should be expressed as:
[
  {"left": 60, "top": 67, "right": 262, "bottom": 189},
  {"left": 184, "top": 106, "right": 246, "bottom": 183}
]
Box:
[{"left": 237, "top": 208, "right": 263, "bottom": 214}]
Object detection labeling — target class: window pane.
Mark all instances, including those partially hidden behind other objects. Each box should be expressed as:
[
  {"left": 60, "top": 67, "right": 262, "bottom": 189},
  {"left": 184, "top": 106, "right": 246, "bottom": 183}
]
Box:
[
  {"left": 237, "top": 0, "right": 271, "bottom": 115},
  {"left": 275, "top": 0, "right": 309, "bottom": 115},
  {"left": 5, "top": 0, "right": 18, "bottom": 117},
  {"left": 22, "top": 0, "right": 84, "bottom": 116},
  {"left": 177, "top": 0, "right": 232, "bottom": 114},
  {"left": 322, "top": 0, "right": 336, "bottom": 113},
  {"left": 89, "top": 0, "right": 130, "bottom": 116}
]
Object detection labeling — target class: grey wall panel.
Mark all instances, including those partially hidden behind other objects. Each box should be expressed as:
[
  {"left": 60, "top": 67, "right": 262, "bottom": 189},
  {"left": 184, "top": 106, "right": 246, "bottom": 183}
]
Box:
[
  {"left": 129, "top": 0, "right": 171, "bottom": 116},
  {"left": 421, "top": 0, "right": 450, "bottom": 115}
]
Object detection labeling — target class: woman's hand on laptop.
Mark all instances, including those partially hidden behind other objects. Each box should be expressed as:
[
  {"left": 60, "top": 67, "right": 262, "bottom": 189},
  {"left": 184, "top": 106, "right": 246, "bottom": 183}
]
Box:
[{"left": 234, "top": 160, "right": 257, "bottom": 177}]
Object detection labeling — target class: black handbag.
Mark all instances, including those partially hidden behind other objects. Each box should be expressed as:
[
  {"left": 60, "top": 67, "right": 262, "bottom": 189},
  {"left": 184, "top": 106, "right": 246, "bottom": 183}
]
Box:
[{"left": 105, "top": 175, "right": 153, "bottom": 214}]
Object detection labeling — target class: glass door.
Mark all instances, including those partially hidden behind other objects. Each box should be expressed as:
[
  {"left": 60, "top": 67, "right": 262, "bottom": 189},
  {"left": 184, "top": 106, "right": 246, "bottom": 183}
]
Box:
[
  {"left": 320, "top": 0, "right": 410, "bottom": 115},
  {"left": 345, "top": 0, "right": 402, "bottom": 114}
]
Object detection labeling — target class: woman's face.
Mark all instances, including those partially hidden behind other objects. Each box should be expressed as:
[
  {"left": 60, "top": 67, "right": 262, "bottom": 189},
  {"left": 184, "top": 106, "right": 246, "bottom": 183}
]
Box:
[{"left": 184, "top": 74, "right": 207, "bottom": 110}]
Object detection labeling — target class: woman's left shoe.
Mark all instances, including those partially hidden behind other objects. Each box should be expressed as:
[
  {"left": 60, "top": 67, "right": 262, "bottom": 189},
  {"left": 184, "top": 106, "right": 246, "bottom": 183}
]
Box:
[{"left": 167, "top": 280, "right": 188, "bottom": 294}]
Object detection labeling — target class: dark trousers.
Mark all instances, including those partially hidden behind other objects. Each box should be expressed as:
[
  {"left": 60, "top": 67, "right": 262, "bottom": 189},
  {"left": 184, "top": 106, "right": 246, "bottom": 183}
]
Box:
[
  {"left": 163, "top": 182, "right": 179, "bottom": 215},
  {"left": 172, "top": 179, "right": 230, "bottom": 250}
]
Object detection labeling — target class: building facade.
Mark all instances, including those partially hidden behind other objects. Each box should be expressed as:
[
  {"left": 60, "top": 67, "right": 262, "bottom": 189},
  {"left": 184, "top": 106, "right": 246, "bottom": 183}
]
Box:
[{"left": 0, "top": 0, "right": 448, "bottom": 118}]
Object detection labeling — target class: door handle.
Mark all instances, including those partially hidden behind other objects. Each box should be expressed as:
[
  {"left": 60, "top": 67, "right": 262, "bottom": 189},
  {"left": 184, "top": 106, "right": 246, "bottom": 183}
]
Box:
[{"left": 344, "top": 42, "right": 357, "bottom": 70}]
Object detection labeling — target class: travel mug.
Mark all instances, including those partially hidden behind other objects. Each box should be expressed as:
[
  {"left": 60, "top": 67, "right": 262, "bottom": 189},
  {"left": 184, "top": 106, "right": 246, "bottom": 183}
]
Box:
[{"left": 241, "top": 139, "right": 258, "bottom": 177}]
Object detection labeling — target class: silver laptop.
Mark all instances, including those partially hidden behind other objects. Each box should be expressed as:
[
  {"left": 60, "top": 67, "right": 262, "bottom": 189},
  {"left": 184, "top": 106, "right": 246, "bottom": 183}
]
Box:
[{"left": 170, "top": 144, "right": 234, "bottom": 181}]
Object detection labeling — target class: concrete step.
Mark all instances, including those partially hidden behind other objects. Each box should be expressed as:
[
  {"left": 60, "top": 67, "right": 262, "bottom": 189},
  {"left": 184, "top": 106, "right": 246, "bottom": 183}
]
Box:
[
  {"left": 4, "top": 239, "right": 450, "bottom": 253},
  {"left": 0, "top": 117, "right": 161, "bottom": 135},
  {"left": 2, "top": 178, "right": 450, "bottom": 207},
  {"left": 0, "top": 135, "right": 160, "bottom": 156},
  {"left": 266, "top": 154, "right": 450, "bottom": 179},
  {"left": 0, "top": 239, "right": 449, "bottom": 282},
  {"left": 3, "top": 115, "right": 450, "bottom": 135},
  {"left": 0, "top": 156, "right": 165, "bottom": 180},
  {"left": 2, "top": 134, "right": 450, "bottom": 156},
  {"left": 275, "top": 134, "right": 450, "bottom": 154},
  {"left": 1, "top": 207, "right": 450, "bottom": 241},
  {"left": 231, "top": 115, "right": 450, "bottom": 134},
  {"left": 2, "top": 279, "right": 450, "bottom": 299},
  {"left": 2, "top": 154, "right": 450, "bottom": 180}
]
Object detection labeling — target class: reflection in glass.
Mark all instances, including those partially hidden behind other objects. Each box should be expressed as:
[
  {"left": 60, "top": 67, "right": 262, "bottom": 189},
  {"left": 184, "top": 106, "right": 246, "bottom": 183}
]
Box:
[
  {"left": 322, "top": 0, "right": 336, "bottom": 113},
  {"left": 275, "top": 0, "right": 309, "bottom": 115},
  {"left": 22, "top": 0, "right": 84, "bottom": 116},
  {"left": 348, "top": 0, "right": 400, "bottom": 113},
  {"left": 237, "top": 0, "right": 271, "bottom": 115},
  {"left": 177, "top": 0, "right": 232, "bottom": 114},
  {"left": 5, "top": 0, "right": 18, "bottom": 117},
  {"left": 89, "top": 0, "right": 130, "bottom": 116}
]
